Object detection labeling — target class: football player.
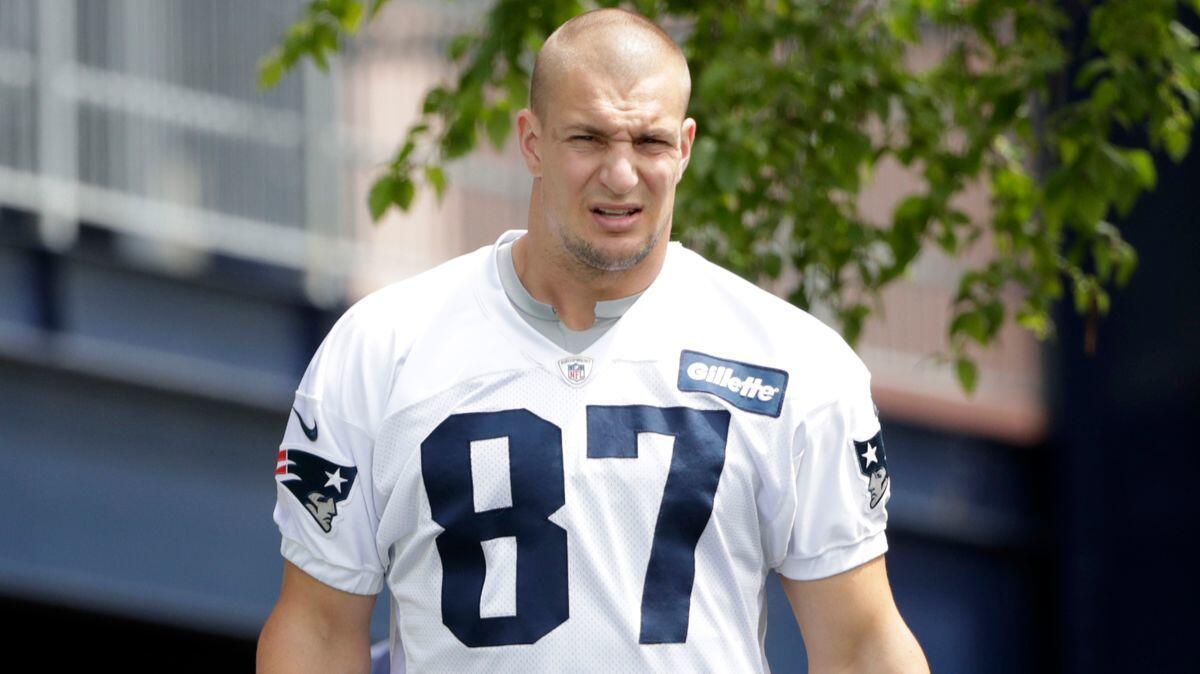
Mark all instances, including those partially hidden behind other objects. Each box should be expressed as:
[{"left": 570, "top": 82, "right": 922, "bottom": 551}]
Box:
[{"left": 258, "top": 7, "right": 927, "bottom": 673}]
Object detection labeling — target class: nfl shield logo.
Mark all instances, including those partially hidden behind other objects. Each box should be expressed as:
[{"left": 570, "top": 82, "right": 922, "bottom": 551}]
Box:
[{"left": 557, "top": 356, "right": 593, "bottom": 387}]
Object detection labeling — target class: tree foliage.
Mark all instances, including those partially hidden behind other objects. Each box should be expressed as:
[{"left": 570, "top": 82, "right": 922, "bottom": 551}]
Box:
[{"left": 260, "top": 0, "right": 1200, "bottom": 392}]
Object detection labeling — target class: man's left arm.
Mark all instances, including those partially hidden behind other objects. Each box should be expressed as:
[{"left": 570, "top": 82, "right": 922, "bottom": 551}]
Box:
[{"left": 780, "top": 555, "right": 928, "bottom": 673}]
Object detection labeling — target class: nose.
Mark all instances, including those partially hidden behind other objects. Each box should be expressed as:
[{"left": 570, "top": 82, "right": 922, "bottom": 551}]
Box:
[{"left": 599, "top": 142, "right": 639, "bottom": 195}]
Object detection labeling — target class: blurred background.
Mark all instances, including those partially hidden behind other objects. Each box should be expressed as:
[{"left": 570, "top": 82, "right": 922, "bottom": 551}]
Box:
[{"left": 0, "top": 0, "right": 1195, "bottom": 671}]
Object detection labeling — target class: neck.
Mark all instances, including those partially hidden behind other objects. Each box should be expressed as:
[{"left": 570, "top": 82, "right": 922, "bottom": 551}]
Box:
[{"left": 514, "top": 181, "right": 668, "bottom": 330}]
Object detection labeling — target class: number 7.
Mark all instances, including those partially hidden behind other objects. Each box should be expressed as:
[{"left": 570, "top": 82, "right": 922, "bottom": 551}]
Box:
[{"left": 586, "top": 405, "right": 730, "bottom": 644}]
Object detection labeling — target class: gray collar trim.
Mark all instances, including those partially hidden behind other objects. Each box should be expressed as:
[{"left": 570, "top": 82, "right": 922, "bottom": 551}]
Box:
[{"left": 497, "top": 237, "right": 645, "bottom": 322}]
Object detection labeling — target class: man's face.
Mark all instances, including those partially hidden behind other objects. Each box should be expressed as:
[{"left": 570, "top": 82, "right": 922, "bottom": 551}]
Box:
[
  {"left": 305, "top": 492, "right": 337, "bottom": 533},
  {"left": 522, "top": 67, "right": 695, "bottom": 273},
  {"left": 867, "top": 467, "right": 889, "bottom": 508}
]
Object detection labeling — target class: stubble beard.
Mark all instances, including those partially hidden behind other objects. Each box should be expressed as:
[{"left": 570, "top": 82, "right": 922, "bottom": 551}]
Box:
[{"left": 555, "top": 214, "right": 665, "bottom": 274}]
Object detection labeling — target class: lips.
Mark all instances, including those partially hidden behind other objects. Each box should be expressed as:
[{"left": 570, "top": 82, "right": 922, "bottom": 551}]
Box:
[
  {"left": 590, "top": 203, "right": 642, "bottom": 217},
  {"left": 590, "top": 205, "right": 643, "bottom": 231},
  {"left": 588, "top": 205, "right": 643, "bottom": 230}
]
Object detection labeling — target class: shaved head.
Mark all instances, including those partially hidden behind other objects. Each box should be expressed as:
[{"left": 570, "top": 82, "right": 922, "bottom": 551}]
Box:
[{"left": 530, "top": 8, "right": 691, "bottom": 124}]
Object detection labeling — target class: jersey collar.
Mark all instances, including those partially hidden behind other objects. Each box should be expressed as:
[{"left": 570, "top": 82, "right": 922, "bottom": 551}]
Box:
[
  {"left": 495, "top": 234, "right": 646, "bottom": 322},
  {"left": 477, "top": 229, "right": 683, "bottom": 366}
]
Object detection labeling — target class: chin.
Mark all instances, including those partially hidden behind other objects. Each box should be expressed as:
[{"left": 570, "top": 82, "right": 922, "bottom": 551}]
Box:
[{"left": 576, "top": 234, "right": 659, "bottom": 272}]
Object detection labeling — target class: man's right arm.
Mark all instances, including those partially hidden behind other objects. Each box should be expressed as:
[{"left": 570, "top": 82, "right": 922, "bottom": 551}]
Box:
[{"left": 257, "top": 559, "right": 378, "bottom": 674}]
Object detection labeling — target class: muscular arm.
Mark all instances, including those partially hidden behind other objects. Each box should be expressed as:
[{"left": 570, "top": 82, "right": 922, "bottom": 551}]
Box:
[
  {"left": 257, "top": 560, "right": 378, "bottom": 674},
  {"left": 781, "top": 555, "right": 928, "bottom": 674}
]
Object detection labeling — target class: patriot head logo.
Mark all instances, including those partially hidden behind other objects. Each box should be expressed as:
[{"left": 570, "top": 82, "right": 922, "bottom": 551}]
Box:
[
  {"left": 853, "top": 430, "right": 889, "bottom": 509},
  {"left": 276, "top": 448, "right": 358, "bottom": 533}
]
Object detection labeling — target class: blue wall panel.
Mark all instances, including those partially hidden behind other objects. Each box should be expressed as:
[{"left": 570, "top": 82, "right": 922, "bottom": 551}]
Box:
[
  {"left": 0, "top": 246, "right": 36, "bottom": 325},
  {"left": 60, "top": 259, "right": 307, "bottom": 378}
]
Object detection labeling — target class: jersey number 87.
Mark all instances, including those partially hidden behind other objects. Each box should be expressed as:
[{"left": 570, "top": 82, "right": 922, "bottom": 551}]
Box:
[{"left": 420, "top": 405, "right": 730, "bottom": 647}]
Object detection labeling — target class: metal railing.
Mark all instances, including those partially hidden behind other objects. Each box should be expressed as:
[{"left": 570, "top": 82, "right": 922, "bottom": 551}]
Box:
[{"left": 0, "top": 0, "right": 388, "bottom": 305}]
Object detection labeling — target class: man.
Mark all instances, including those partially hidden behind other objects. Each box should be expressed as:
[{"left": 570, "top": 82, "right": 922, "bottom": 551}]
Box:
[{"left": 258, "top": 7, "right": 928, "bottom": 673}]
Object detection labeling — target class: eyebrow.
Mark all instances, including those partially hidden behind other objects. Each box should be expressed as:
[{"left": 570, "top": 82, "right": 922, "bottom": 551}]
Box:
[{"left": 563, "top": 124, "right": 677, "bottom": 141}]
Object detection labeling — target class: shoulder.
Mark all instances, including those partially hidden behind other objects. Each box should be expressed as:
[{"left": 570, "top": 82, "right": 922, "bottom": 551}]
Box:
[
  {"left": 297, "top": 245, "right": 490, "bottom": 424},
  {"left": 669, "top": 245, "right": 872, "bottom": 412}
]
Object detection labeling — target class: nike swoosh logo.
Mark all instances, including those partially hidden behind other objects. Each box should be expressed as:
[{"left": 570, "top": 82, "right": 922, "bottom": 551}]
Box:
[{"left": 292, "top": 407, "right": 318, "bottom": 441}]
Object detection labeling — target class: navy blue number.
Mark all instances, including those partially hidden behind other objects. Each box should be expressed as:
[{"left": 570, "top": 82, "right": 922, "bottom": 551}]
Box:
[
  {"left": 421, "top": 405, "right": 729, "bottom": 647},
  {"left": 420, "top": 409, "right": 568, "bottom": 647},
  {"left": 586, "top": 405, "right": 729, "bottom": 644}
]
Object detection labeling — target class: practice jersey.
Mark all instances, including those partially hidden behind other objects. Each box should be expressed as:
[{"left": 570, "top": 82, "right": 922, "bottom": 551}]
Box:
[{"left": 273, "top": 229, "right": 890, "bottom": 673}]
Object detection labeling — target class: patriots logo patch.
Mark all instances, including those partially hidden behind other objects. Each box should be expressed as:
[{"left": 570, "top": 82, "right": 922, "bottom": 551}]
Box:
[
  {"left": 853, "top": 430, "right": 888, "bottom": 509},
  {"left": 276, "top": 448, "right": 358, "bottom": 533}
]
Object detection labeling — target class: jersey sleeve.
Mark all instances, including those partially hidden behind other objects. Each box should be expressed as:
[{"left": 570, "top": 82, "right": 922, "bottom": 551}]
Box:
[
  {"left": 773, "top": 367, "right": 890, "bottom": 581},
  {"left": 272, "top": 308, "right": 388, "bottom": 595}
]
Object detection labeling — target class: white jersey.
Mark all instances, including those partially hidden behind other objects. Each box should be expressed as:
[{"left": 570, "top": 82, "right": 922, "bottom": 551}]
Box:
[{"left": 273, "top": 229, "right": 890, "bottom": 673}]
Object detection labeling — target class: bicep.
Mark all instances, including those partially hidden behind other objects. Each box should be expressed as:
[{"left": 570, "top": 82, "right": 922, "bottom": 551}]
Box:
[
  {"left": 780, "top": 554, "right": 904, "bottom": 670},
  {"left": 257, "top": 560, "right": 377, "bottom": 674},
  {"left": 276, "top": 559, "right": 377, "bottom": 628}
]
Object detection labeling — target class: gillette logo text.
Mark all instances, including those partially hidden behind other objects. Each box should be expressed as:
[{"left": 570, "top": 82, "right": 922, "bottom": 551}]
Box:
[
  {"left": 677, "top": 350, "right": 789, "bottom": 417},
  {"left": 685, "top": 361, "right": 779, "bottom": 402}
]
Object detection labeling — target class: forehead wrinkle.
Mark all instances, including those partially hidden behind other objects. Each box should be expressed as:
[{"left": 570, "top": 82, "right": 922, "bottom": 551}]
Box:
[
  {"left": 553, "top": 73, "right": 683, "bottom": 141},
  {"left": 556, "top": 99, "right": 681, "bottom": 141}
]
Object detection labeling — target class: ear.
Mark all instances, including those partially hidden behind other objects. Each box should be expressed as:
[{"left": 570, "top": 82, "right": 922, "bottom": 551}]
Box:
[
  {"left": 517, "top": 109, "right": 542, "bottom": 177},
  {"left": 676, "top": 117, "right": 697, "bottom": 185}
]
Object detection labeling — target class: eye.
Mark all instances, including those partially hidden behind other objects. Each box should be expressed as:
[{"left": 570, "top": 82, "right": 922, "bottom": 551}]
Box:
[{"left": 571, "top": 135, "right": 596, "bottom": 142}]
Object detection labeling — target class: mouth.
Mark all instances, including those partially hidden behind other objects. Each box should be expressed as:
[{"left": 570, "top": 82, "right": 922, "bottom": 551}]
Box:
[{"left": 589, "top": 204, "right": 643, "bottom": 231}]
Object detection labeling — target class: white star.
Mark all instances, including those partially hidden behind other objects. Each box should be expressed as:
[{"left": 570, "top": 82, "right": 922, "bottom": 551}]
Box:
[
  {"left": 324, "top": 468, "right": 347, "bottom": 493},
  {"left": 861, "top": 442, "right": 879, "bottom": 467}
]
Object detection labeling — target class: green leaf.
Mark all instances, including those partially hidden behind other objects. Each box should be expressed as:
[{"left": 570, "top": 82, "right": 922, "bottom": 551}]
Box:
[
  {"left": 951, "top": 310, "right": 989, "bottom": 344},
  {"left": 448, "top": 34, "right": 473, "bottom": 62},
  {"left": 1125, "top": 149, "right": 1156, "bottom": 188},
  {"left": 485, "top": 105, "right": 512, "bottom": 150},
  {"left": 1095, "top": 287, "right": 1111, "bottom": 316},
  {"left": 839, "top": 304, "right": 870, "bottom": 346},
  {"left": 339, "top": 1, "right": 364, "bottom": 33},
  {"left": 1073, "top": 277, "right": 1092, "bottom": 313},
  {"left": 1116, "top": 246, "right": 1138, "bottom": 287},
  {"left": 397, "top": 139, "right": 416, "bottom": 163},
  {"left": 442, "top": 117, "right": 477, "bottom": 159},
  {"left": 763, "top": 252, "right": 782, "bottom": 280},
  {"left": 1074, "top": 58, "right": 1111, "bottom": 89},
  {"left": 1092, "top": 79, "right": 1118, "bottom": 111},
  {"left": 423, "top": 87, "right": 449, "bottom": 115},
  {"left": 982, "top": 300, "right": 1004, "bottom": 340},
  {"left": 1093, "top": 240, "right": 1113, "bottom": 282},
  {"left": 395, "top": 176, "right": 416, "bottom": 210},
  {"left": 257, "top": 52, "right": 285, "bottom": 90},
  {"left": 1017, "top": 307, "right": 1050, "bottom": 340},
  {"left": 368, "top": 175, "right": 395, "bottom": 221},
  {"left": 1163, "top": 116, "right": 1191, "bottom": 162},
  {"left": 311, "top": 45, "right": 330, "bottom": 72},
  {"left": 425, "top": 165, "right": 447, "bottom": 201},
  {"left": 955, "top": 357, "right": 978, "bottom": 394}
]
